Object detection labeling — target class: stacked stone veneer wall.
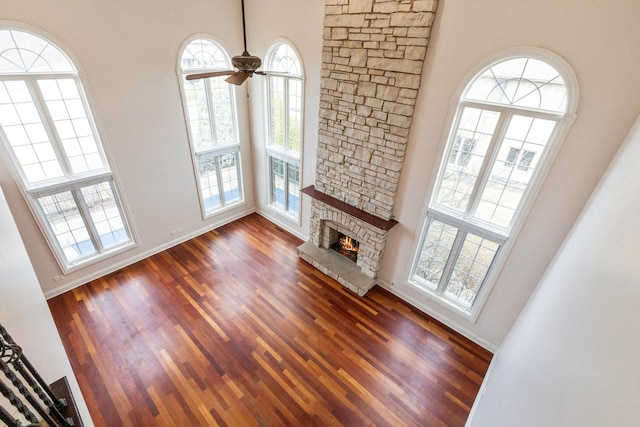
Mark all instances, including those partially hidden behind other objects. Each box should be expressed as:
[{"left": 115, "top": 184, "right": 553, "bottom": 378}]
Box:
[
  {"left": 301, "top": 0, "right": 438, "bottom": 291},
  {"left": 316, "top": 0, "right": 438, "bottom": 220}
]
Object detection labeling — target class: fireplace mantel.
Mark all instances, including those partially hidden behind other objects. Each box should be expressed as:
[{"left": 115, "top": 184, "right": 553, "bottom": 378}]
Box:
[{"left": 301, "top": 186, "right": 398, "bottom": 231}]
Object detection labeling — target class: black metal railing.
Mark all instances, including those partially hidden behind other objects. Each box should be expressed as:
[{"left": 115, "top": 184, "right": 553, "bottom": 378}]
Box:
[{"left": 0, "top": 323, "right": 74, "bottom": 427}]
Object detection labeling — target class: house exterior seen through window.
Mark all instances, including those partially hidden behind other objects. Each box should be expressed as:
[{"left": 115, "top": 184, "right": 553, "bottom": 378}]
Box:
[
  {"left": 265, "top": 42, "right": 303, "bottom": 219},
  {"left": 0, "top": 28, "right": 134, "bottom": 272},
  {"left": 179, "top": 38, "right": 243, "bottom": 217},
  {"left": 410, "top": 51, "right": 577, "bottom": 318}
]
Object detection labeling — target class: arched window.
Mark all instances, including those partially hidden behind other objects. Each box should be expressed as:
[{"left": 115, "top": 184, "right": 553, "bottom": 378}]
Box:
[
  {"left": 0, "top": 28, "right": 134, "bottom": 271},
  {"left": 265, "top": 42, "right": 303, "bottom": 218},
  {"left": 410, "top": 50, "right": 577, "bottom": 317},
  {"left": 179, "top": 38, "right": 242, "bottom": 217}
]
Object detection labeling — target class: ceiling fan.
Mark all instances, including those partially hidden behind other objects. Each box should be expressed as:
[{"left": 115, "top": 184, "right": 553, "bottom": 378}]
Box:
[{"left": 186, "top": 0, "right": 266, "bottom": 85}]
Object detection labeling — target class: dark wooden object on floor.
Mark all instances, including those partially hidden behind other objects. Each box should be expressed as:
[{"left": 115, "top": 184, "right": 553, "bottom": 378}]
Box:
[
  {"left": 48, "top": 214, "right": 492, "bottom": 427},
  {"left": 50, "top": 376, "right": 84, "bottom": 427}
]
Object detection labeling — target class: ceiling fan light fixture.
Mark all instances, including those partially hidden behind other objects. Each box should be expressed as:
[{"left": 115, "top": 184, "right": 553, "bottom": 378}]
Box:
[{"left": 231, "top": 52, "right": 262, "bottom": 72}]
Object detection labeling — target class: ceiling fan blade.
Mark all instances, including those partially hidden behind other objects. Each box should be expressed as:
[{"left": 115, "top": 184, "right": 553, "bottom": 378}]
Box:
[
  {"left": 254, "top": 71, "right": 296, "bottom": 78},
  {"left": 225, "top": 72, "right": 251, "bottom": 85},
  {"left": 185, "top": 70, "right": 234, "bottom": 81}
]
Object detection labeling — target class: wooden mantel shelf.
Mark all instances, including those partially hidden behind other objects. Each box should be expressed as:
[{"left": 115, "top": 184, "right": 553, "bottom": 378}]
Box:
[{"left": 301, "top": 185, "right": 398, "bottom": 231}]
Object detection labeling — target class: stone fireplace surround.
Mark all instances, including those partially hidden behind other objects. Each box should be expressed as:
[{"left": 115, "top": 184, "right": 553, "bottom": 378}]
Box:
[
  {"left": 299, "top": 0, "right": 438, "bottom": 295},
  {"left": 298, "top": 186, "right": 398, "bottom": 295}
]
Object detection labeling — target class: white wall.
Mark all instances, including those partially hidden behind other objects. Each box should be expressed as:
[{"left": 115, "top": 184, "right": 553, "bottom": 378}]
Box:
[
  {"left": 379, "top": 0, "right": 640, "bottom": 349},
  {"left": 1, "top": 0, "right": 640, "bottom": 352},
  {"left": 466, "top": 114, "right": 640, "bottom": 426},
  {"left": 0, "top": 186, "right": 93, "bottom": 426}
]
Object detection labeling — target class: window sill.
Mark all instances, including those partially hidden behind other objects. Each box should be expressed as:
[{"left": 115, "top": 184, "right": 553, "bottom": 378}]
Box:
[
  {"left": 203, "top": 198, "right": 246, "bottom": 219},
  {"left": 408, "top": 278, "right": 478, "bottom": 322},
  {"left": 61, "top": 241, "right": 137, "bottom": 274},
  {"left": 267, "top": 204, "right": 301, "bottom": 225}
]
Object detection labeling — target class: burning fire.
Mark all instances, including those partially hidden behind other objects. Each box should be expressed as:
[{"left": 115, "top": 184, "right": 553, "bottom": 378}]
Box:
[{"left": 340, "top": 236, "right": 358, "bottom": 253}]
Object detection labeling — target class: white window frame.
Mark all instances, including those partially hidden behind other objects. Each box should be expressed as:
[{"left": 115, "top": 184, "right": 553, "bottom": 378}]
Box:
[
  {"left": 0, "top": 25, "right": 135, "bottom": 273},
  {"left": 194, "top": 145, "right": 243, "bottom": 211},
  {"left": 267, "top": 149, "right": 301, "bottom": 217},
  {"left": 409, "top": 48, "right": 578, "bottom": 321},
  {"left": 177, "top": 35, "right": 244, "bottom": 219},
  {"left": 264, "top": 40, "right": 304, "bottom": 222}
]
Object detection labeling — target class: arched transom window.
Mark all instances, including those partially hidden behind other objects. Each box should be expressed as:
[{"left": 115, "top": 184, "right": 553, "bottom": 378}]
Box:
[
  {"left": 179, "top": 38, "right": 242, "bottom": 217},
  {"left": 0, "top": 28, "right": 134, "bottom": 271},
  {"left": 265, "top": 42, "right": 303, "bottom": 219},
  {"left": 410, "top": 51, "right": 576, "bottom": 317}
]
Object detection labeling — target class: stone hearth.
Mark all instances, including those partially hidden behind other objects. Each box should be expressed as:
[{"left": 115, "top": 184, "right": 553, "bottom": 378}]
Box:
[{"left": 299, "top": 0, "right": 438, "bottom": 295}]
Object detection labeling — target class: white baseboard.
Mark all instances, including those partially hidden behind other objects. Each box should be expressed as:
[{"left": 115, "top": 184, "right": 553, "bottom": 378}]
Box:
[
  {"left": 376, "top": 278, "right": 498, "bottom": 353},
  {"left": 44, "top": 207, "right": 256, "bottom": 299},
  {"left": 255, "top": 208, "right": 308, "bottom": 241}
]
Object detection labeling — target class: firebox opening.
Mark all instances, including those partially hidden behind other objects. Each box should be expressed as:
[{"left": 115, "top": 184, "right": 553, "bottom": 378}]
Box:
[{"left": 330, "top": 232, "right": 359, "bottom": 263}]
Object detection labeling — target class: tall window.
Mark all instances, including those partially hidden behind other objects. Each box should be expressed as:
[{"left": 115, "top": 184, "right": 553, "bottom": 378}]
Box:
[
  {"left": 179, "top": 38, "right": 242, "bottom": 217},
  {"left": 265, "top": 42, "right": 302, "bottom": 218},
  {"left": 0, "top": 28, "right": 134, "bottom": 272},
  {"left": 410, "top": 51, "right": 577, "bottom": 317}
]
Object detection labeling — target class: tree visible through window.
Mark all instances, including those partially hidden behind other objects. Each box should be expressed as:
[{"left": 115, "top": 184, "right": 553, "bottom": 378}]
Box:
[
  {"left": 265, "top": 42, "right": 302, "bottom": 218},
  {"left": 410, "top": 52, "right": 576, "bottom": 315},
  {"left": 179, "top": 38, "right": 243, "bottom": 216},
  {"left": 0, "top": 28, "right": 134, "bottom": 271}
]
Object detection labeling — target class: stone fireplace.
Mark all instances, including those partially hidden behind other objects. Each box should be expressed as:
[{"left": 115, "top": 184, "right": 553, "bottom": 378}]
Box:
[{"left": 299, "top": 0, "right": 438, "bottom": 295}]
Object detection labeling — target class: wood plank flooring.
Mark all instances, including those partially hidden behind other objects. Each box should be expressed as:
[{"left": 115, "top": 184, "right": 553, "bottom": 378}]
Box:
[{"left": 48, "top": 213, "right": 492, "bottom": 427}]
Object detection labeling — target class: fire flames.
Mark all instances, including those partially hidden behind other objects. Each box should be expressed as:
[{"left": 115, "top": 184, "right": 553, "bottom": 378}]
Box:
[{"left": 340, "top": 236, "right": 358, "bottom": 253}]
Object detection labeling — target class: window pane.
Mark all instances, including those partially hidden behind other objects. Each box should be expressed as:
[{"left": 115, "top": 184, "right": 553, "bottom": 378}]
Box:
[
  {"left": 208, "top": 78, "right": 236, "bottom": 147},
  {"left": 464, "top": 57, "right": 568, "bottom": 112},
  {"left": 287, "top": 163, "right": 300, "bottom": 214},
  {"left": 269, "top": 76, "right": 285, "bottom": 148},
  {"left": 475, "top": 116, "right": 556, "bottom": 228},
  {"left": 270, "top": 157, "right": 285, "bottom": 208},
  {"left": 436, "top": 107, "right": 499, "bottom": 213},
  {"left": 181, "top": 39, "right": 237, "bottom": 151},
  {"left": 269, "top": 44, "right": 301, "bottom": 75},
  {"left": 445, "top": 233, "right": 499, "bottom": 308},
  {"left": 0, "top": 80, "right": 64, "bottom": 183},
  {"left": 219, "top": 152, "right": 241, "bottom": 204},
  {"left": 39, "top": 79, "right": 104, "bottom": 174},
  {"left": 80, "top": 182, "right": 129, "bottom": 250},
  {"left": 288, "top": 79, "right": 302, "bottom": 153},
  {"left": 37, "top": 191, "right": 96, "bottom": 262},
  {"left": 197, "top": 153, "right": 221, "bottom": 212},
  {"left": 413, "top": 219, "right": 458, "bottom": 287},
  {"left": 184, "top": 79, "right": 213, "bottom": 150},
  {"left": 181, "top": 39, "right": 229, "bottom": 70},
  {"left": 0, "top": 30, "right": 74, "bottom": 73}
]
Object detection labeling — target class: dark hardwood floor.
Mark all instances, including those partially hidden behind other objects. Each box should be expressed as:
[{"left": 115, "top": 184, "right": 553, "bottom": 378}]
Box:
[{"left": 48, "top": 213, "right": 492, "bottom": 427}]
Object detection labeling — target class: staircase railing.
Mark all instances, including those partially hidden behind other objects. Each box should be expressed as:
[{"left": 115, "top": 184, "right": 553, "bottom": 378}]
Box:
[{"left": 0, "top": 323, "right": 74, "bottom": 427}]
